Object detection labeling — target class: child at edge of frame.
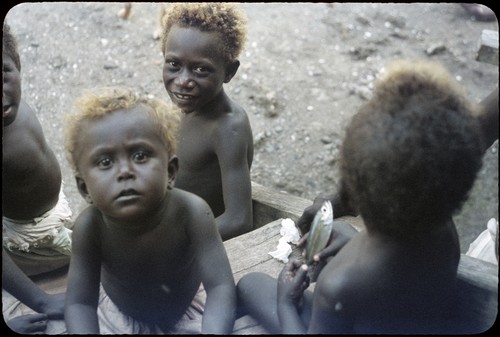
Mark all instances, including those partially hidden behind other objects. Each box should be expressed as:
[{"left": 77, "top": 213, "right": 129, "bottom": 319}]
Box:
[{"left": 236, "top": 59, "right": 485, "bottom": 334}]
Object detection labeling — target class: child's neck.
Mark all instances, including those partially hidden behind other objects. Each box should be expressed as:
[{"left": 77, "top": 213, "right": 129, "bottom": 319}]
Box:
[
  {"left": 102, "top": 193, "right": 170, "bottom": 235},
  {"left": 192, "top": 89, "right": 231, "bottom": 117}
]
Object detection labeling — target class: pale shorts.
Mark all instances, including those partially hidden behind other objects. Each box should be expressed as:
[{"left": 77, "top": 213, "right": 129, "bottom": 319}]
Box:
[
  {"left": 97, "top": 283, "right": 205, "bottom": 334},
  {"left": 3, "top": 185, "right": 73, "bottom": 257}
]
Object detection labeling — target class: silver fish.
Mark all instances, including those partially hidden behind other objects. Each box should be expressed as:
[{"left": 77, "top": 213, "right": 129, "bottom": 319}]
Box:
[{"left": 305, "top": 200, "right": 334, "bottom": 263}]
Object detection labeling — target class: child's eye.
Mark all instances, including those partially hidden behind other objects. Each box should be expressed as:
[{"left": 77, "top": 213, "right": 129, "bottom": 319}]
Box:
[
  {"left": 166, "top": 60, "right": 179, "bottom": 69},
  {"left": 3, "top": 65, "right": 13, "bottom": 75},
  {"left": 193, "top": 66, "right": 210, "bottom": 75},
  {"left": 97, "top": 157, "right": 113, "bottom": 169},
  {"left": 133, "top": 151, "right": 149, "bottom": 163}
]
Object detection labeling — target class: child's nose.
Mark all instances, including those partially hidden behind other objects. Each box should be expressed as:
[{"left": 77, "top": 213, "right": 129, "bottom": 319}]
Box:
[
  {"left": 117, "top": 161, "right": 135, "bottom": 181},
  {"left": 175, "top": 71, "right": 195, "bottom": 89}
]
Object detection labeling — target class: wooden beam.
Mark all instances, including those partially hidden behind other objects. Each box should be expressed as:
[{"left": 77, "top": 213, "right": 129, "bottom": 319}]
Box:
[
  {"left": 476, "top": 29, "right": 498, "bottom": 66},
  {"left": 251, "top": 181, "right": 365, "bottom": 231},
  {"left": 251, "top": 181, "right": 312, "bottom": 228}
]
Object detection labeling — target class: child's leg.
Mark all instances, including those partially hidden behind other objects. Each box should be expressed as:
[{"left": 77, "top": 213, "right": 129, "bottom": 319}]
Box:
[
  {"left": 237, "top": 272, "right": 281, "bottom": 333},
  {"left": 237, "top": 272, "right": 313, "bottom": 333}
]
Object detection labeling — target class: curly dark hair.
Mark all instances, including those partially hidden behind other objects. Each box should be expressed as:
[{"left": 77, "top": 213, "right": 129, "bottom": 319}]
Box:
[
  {"left": 3, "top": 22, "right": 21, "bottom": 71},
  {"left": 160, "top": 2, "right": 247, "bottom": 65},
  {"left": 341, "top": 60, "right": 483, "bottom": 239}
]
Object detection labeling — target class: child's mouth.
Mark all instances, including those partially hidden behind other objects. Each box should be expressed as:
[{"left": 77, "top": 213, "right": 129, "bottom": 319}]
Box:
[
  {"left": 3, "top": 105, "right": 12, "bottom": 117},
  {"left": 174, "top": 93, "right": 194, "bottom": 101},
  {"left": 116, "top": 189, "right": 139, "bottom": 200}
]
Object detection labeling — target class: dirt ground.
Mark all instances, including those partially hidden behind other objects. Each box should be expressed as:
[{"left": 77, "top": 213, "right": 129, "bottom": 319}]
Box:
[{"left": 4, "top": 3, "right": 498, "bottom": 253}]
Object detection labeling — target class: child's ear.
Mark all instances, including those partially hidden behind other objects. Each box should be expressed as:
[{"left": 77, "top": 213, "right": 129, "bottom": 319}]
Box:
[
  {"left": 167, "top": 155, "right": 179, "bottom": 189},
  {"left": 224, "top": 60, "right": 240, "bottom": 83},
  {"left": 75, "top": 176, "right": 93, "bottom": 204}
]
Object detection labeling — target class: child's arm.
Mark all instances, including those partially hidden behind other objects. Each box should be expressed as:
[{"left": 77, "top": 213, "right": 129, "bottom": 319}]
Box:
[
  {"left": 214, "top": 118, "right": 253, "bottom": 240},
  {"left": 188, "top": 198, "right": 236, "bottom": 333},
  {"left": 277, "top": 259, "right": 309, "bottom": 334},
  {"left": 2, "top": 249, "right": 65, "bottom": 319},
  {"left": 5, "top": 313, "right": 48, "bottom": 334},
  {"left": 296, "top": 184, "right": 358, "bottom": 268},
  {"left": 64, "top": 207, "right": 102, "bottom": 333}
]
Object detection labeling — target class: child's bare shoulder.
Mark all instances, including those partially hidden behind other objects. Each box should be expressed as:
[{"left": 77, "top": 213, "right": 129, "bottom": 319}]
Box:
[
  {"left": 73, "top": 206, "right": 103, "bottom": 233},
  {"left": 170, "top": 188, "right": 213, "bottom": 220},
  {"left": 169, "top": 188, "right": 218, "bottom": 239},
  {"left": 215, "top": 102, "right": 252, "bottom": 139},
  {"left": 16, "top": 100, "right": 40, "bottom": 127},
  {"left": 318, "top": 239, "right": 397, "bottom": 302}
]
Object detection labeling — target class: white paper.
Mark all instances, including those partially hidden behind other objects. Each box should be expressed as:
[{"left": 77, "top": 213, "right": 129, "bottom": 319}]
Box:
[{"left": 268, "top": 218, "right": 301, "bottom": 263}]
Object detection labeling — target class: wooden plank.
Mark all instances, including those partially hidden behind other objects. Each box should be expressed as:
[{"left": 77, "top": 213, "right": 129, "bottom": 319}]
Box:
[
  {"left": 458, "top": 254, "right": 498, "bottom": 292},
  {"left": 252, "top": 181, "right": 312, "bottom": 228},
  {"left": 225, "top": 218, "right": 303, "bottom": 284},
  {"left": 251, "top": 181, "right": 365, "bottom": 231},
  {"left": 454, "top": 255, "right": 498, "bottom": 332},
  {"left": 476, "top": 29, "right": 499, "bottom": 66},
  {"left": 454, "top": 257, "right": 498, "bottom": 332}
]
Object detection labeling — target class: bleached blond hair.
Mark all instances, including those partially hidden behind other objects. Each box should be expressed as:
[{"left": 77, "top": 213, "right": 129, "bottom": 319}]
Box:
[
  {"left": 64, "top": 87, "right": 180, "bottom": 172},
  {"left": 160, "top": 2, "right": 247, "bottom": 64}
]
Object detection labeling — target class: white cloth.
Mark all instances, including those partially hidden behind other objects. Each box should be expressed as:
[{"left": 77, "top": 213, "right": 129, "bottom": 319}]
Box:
[
  {"left": 466, "top": 218, "right": 498, "bottom": 265},
  {"left": 3, "top": 187, "right": 73, "bottom": 256}
]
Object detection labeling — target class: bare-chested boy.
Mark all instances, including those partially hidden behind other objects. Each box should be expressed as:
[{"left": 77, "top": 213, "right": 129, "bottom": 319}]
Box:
[
  {"left": 2, "top": 22, "right": 69, "bottom": 333},
  {"left": 160, "top": 3, "right": 254, "bottom": 241},
  {"left": 63, "top": 87, "right": 236, "bottom": 334},
  {"left": 237, "top": 60, "right": 484, "bottom": 334}
]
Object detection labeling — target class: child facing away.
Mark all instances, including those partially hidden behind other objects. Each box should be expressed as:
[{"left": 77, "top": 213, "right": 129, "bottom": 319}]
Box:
[
  {"left": 2, "top": 22, "right": 70, "bottom": 333},
  {"left": 236, "top": 60, "right": 484, "bottom": 334},
  {"left": 160, "top": 3, "right": 254, "bottom": 241},
  {"left": 63, "top": 87, "right": 236, "bottom": 334},
  {"left": 296, "top": 83, "right": 498, "bottom": 261}
]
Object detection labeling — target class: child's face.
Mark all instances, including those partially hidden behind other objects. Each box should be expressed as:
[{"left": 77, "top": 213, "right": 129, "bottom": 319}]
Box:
[
  {"left": 2, "top": 51, "right": 21, "bottom": 126},
  {"left": 163, "top": 25, "right": 229, "bottom": 113},
  {"left": 74, "top": 105, "right": 177, "bottom": 221}
]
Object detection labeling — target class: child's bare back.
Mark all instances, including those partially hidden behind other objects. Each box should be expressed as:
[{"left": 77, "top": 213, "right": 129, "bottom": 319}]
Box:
[{"left": 315, "top": 218, "right": 460, "bottom": 333}]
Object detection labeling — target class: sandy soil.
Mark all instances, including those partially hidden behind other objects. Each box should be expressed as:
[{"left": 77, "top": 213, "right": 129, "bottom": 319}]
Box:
[{"left": 4, "top": 3, "right": 498, "bottom": 253}]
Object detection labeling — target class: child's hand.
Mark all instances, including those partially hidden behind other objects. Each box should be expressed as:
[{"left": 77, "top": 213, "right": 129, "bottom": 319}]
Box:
[
  {"left": 296, "top": 196, "right": 330, "bottom": 235},
  {"left": 297, "top": 220, "right": 357, "bottom": 278},
  {"left": 40, "top": 292, "right": 65, "bottom": 319},
  {"left": 277, "top": 259, "right": 310, "bottom": 308},
  {"left": 5, "top": 313, "right": 48, "bottom": 334}
]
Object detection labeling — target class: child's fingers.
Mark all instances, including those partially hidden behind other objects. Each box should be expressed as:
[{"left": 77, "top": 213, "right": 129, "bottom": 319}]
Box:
[
  {"left": 293, "top": 264, "right": 308, "bottom": 283},
  {"left": 296, "top": 232, "right": 309, "bottom": 247},
  {"left": 314, "top": 241, "right": 341, "bottom": 262}
]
